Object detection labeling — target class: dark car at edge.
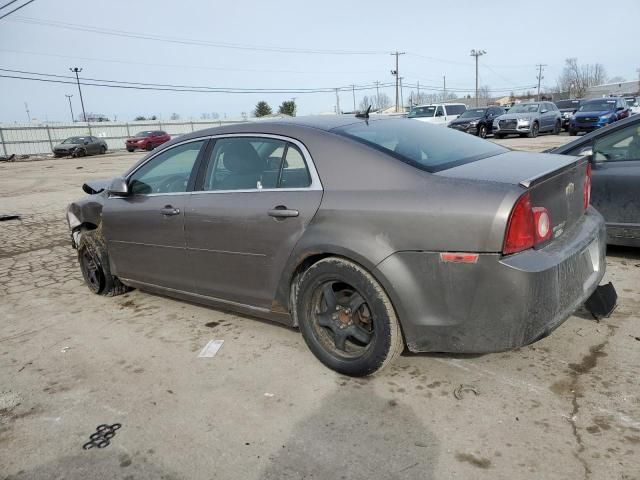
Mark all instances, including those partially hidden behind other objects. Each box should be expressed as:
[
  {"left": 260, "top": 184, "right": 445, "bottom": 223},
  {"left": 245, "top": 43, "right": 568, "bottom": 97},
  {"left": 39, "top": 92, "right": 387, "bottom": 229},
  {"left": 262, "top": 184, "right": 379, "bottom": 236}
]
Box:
[
  {"left": 570, "top": 97, "right": 630, "bottom": 135},
  {"left": 554, "top": 99, "right": 582, "bottom": 131},
  {"left": 447, "top": 106, "right": 506, "bottom": 138}
]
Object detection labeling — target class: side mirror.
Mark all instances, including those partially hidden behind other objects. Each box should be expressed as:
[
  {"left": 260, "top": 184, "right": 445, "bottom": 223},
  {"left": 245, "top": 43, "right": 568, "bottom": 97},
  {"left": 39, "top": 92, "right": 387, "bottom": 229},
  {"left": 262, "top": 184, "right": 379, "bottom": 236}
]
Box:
[
  {"left": 540, "top": 109, "right": 548, "bottom": 114},
  {"left": 84, "top": 140, "right": 90, "bottom": 145},
  {"left": 108, "top": 176, "right": 129, "bottom": 196},
  {"left": 616, "top": 106, "right": 624, "bottom": 111}
]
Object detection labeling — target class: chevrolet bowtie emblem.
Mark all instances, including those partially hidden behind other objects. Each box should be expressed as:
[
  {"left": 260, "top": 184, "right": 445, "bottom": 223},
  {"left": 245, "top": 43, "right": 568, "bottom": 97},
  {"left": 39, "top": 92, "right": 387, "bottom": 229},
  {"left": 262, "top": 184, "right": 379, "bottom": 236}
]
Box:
[{"left": 566, "top": 182, "right": 575, "bottom": 195}]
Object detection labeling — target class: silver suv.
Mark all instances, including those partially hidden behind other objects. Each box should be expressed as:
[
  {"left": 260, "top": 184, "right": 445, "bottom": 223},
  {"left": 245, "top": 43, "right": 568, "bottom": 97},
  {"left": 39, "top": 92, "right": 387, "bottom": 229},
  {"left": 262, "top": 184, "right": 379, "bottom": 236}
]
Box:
[{"left": 493, "top": 102, "right": 562, "bottom": 138}]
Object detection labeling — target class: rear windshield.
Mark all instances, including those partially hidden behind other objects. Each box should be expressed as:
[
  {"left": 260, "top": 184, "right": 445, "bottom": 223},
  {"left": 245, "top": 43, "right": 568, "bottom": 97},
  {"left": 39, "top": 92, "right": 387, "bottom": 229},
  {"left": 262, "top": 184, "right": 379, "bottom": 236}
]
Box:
[
  {"left": 408, "top": 106, "right": 436, "bottom": 118},
  {"left": 333, "top": 118, "right": 507, "bottom": 173}
]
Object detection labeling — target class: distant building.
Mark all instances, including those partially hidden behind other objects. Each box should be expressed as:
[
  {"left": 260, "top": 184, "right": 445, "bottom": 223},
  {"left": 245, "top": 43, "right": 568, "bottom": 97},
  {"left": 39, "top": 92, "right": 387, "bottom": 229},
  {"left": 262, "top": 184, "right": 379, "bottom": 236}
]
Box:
[{"left": 585, "top": 80, "right": 640, "bottom": 98}]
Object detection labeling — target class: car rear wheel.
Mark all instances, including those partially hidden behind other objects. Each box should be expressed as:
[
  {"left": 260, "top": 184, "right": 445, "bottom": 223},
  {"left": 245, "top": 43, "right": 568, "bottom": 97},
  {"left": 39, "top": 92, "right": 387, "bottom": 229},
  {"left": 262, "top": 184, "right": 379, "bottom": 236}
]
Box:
[
  {"left": 528, "top": 122, "right": 539, "bottom": 138},
  {"left": 100, "top": 145, "right": 107, "bottom": 154},
  {"left": 127, "top": 148, "right": 135, "bottom": 152},
  {"left": 478, "top": 125, "right": 487, "bottom": 139},
  {"left": 296, "top": 257, "right": 403, "bottom": 377},
  {"left": 569, "top": 129, "right": 578, "bottom": 136},
  {"left": 146, "top": 142, "right": 154, "bottom": 151},
  {"left": 77, "top": 228, "right": 130, "bottom": 296},
  {"left": 553, "top": 120, "right": 561, "bottom": 135}
]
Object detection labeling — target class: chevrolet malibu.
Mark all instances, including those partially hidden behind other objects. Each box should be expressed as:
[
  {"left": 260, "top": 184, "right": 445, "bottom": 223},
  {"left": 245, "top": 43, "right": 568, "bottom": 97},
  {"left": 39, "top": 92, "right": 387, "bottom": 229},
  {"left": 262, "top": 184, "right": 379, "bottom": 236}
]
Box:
[{"left": 67, "top": 116, "right": 605, "bottom": 376}]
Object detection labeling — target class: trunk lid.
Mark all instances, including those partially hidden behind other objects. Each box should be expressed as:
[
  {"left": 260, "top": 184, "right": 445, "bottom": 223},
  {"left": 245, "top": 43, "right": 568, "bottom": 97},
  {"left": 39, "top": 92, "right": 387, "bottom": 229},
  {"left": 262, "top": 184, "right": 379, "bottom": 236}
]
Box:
[{"left": 436, "top": 151, "right": 588, "bottom": 242}]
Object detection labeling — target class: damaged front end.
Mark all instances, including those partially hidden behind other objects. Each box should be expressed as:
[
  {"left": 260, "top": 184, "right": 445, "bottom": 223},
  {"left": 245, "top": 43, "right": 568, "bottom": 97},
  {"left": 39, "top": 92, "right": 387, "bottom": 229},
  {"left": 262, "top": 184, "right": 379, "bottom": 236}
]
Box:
[{"left": 67, "top": 179, "right": 110, "bottom": 249}]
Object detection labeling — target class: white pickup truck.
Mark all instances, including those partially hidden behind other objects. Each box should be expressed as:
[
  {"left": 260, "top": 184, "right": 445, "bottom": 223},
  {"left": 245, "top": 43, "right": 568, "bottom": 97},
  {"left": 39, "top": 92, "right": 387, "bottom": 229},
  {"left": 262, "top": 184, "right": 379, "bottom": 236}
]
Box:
[{"left": 407, "top": 103, "right": 467, "bottom": 125}]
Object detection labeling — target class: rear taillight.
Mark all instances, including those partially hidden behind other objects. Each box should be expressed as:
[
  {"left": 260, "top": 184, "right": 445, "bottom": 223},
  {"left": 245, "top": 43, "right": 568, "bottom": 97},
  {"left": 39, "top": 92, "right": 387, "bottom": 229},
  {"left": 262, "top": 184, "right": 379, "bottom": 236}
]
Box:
[
  {"left": 503, "top": 193, "right": 552, "bottom": 255},
  {"left": 583, "top": 163, "right": 592, "bottom": 210}
]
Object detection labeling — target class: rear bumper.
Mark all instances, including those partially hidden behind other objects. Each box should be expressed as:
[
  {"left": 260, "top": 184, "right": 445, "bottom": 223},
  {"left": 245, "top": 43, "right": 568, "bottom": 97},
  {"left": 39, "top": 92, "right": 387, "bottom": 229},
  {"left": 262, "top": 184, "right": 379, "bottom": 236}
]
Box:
[{"left": 375, "top": 208, "right": 607, "bottom": 353}]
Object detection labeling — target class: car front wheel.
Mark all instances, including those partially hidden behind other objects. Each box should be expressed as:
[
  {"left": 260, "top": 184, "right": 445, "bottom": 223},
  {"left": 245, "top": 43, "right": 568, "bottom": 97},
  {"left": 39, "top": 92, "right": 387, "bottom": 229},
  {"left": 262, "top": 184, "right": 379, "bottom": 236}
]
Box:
[
  {"left": 478, "top": 124, "right": 487, "bottom": 139},
  {"left": 77, "top": 228, "right": 130, "bottom": 296},
  {"left": 553, "top": 120, "right": 561, "bottom": 135},
  {"left": 528, "top": 122, "right": 539, "bottom": 138},
  {"left": 296, "top": 257, "right": 403, "bottom": 377}
]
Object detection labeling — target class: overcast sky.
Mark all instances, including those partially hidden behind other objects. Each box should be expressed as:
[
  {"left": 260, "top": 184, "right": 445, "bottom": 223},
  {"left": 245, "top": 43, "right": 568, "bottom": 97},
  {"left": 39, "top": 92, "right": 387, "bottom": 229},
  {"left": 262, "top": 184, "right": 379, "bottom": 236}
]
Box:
[{"left": 0, "top": 0, "right": 637, "bottom": 122}]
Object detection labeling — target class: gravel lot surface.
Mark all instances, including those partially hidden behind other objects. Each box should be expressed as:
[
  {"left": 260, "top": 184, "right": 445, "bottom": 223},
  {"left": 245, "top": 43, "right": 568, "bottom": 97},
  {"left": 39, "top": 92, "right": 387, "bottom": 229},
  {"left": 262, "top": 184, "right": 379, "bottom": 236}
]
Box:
[{"left": 1, "top": 135, "right": 639, "bottom": 480}]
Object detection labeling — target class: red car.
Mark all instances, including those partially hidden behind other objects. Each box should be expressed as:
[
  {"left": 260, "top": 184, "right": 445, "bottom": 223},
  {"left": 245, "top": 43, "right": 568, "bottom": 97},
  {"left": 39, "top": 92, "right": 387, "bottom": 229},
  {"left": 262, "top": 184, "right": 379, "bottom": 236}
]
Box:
[{"left": 126, "top": 130, "right": 171, "bottom": 152}]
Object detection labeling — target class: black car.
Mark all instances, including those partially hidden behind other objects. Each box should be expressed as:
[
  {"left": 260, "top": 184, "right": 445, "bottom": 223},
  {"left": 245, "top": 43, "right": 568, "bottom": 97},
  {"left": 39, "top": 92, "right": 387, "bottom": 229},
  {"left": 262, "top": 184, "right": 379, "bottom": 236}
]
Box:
[
  {"left": 554, "top": 99, "right": 582, "bottom": 131},
  {"left": 53, "top": 136, "right": 108, "bottom": 157},
  {"left": 447, "top": 106, "right": 505, "bottom": 138},
  {"left": 550, "top": 114, "right": 640, "bottom": 247}
]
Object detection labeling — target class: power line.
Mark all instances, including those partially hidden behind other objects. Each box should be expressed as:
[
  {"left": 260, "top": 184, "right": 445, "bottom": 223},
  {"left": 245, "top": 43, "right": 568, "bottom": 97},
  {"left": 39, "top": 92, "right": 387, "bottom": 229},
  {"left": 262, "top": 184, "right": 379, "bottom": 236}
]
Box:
[
  {"left": 0, "top": 0, "right": 20, "bottom": 10},
  {"left": 0, "top": 0, "right": 36, "bottom": 20},
  {"left": 0, "top": 69, "right": 395, "bottom": 94},
  {"left": 0, "top": 48, "right": 383, "bottom": 76},
  {"left": 9, "top": 16, "right": 387, "bottom": 55}
]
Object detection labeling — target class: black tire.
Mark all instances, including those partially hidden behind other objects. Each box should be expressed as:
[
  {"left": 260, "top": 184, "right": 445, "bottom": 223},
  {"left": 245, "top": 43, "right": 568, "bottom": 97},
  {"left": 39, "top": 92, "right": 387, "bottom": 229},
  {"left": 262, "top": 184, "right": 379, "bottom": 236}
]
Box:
[
  {"left": 528, "top": 122, "right": 539, "bottom": 138},
  {"left": 478, "top": 124, "right": 487, "bottom": 139},
  {"left": 569, "top": 129, "right": 578, "bottom": 136},
  {"left": 553, "top": 120, "right": 561, "bottom": 135},
  {"left": 100, "top": 145, "right": 107, "bottom": 154},
  {"left": 75, "top": 148, "right": 87, "bottom": 157},
  {"left": 145, "top": 142, "right": 154, "bottom": 151},
  {"left": 77, "top": 227, "right": 130, "bottom": 297},
  {"left": 495, "top": 133, "right": 505, "bottom": 139},
  {"left": 295, "top": 257, "right": 403, "bottom": 377},
  {"left": 127, "top": 148, "right": 135, "bottom": 152}
]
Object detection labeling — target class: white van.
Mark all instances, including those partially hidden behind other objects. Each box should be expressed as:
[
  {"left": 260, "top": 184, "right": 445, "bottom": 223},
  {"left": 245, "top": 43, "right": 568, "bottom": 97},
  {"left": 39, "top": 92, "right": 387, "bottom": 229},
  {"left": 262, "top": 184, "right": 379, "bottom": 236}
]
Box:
[{"left": 407, "top": 103, "right": 467, "bottom": 125}]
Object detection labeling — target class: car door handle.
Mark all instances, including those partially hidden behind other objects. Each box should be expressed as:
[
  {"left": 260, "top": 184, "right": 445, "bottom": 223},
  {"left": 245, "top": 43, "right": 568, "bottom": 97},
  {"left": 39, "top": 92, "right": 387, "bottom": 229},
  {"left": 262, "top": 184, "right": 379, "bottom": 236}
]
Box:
[
  {"left": 268, "top": 206, "right": 299, "bottom": 218},
  {"left": 160, "top": 206, "right": 180, "bottom": 216}
]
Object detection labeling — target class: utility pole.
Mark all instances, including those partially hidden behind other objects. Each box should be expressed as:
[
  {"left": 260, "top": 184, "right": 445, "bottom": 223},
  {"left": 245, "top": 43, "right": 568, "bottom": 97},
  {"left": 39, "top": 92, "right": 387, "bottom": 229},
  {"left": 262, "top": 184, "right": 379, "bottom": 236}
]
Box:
[
  {"left": 399, "top": 77, "right": 404, "bottom": 111},
  {"left": 24, "top": 102, "right": 31, "bottom": 122},
  {"left": 351, "top": 84, "right": 356, "bottom": 111},
  {"left": 374, "top": 80, "right": 380, "bottom": 109},
  {"left": 443, "top": 75, "right": 446, "bottom": 101},
  {"left": 335, "top": 88, "right": 341, "bottom": 115},
  {"left": 417, "top": 81, "right": 420, "bottom": 103},
  {"left": 470, "top": 49, "right": 486, "bottom": 107},
  {"left": 65, "top": 94, "right": 74, "bottom": 122},
  {"left": 69, "top": 67, "right": 87, "bottom": 122},
  {"left": 536, "top": 64, "right": 547, "bottom": 101},
  {"left": 390, "top": 51, "right": 406, "bottom": 113}
]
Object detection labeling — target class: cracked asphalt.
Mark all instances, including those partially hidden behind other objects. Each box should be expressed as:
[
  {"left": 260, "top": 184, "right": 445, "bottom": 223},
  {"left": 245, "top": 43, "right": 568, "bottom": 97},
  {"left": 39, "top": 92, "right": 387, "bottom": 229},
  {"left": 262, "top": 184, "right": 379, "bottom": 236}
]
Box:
[{"left": 1, "top": 139, "right": 639, "bottom": 479}]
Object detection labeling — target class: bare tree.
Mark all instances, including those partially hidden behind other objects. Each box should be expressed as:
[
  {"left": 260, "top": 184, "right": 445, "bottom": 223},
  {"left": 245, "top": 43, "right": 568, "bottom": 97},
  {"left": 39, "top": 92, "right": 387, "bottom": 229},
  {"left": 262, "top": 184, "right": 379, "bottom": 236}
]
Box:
[
  {"left": 478, "top": 85, "right": 491, "bottom": 103},
  {"left": 359, "top": 93, "right": 391, "bottom": 111},
  {"left": 556, "top": 58, "right": 607, "bottom": 98}
]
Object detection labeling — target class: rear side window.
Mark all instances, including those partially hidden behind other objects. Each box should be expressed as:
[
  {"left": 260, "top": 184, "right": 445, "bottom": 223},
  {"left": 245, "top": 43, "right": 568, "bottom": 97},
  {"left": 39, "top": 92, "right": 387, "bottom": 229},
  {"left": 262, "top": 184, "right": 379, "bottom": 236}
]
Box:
[
  {"left": 445, "top": 105, "right": 466, "bottom": 115},
  {"left": 333, "top": 118, "right": 507, "bottom": 172}
]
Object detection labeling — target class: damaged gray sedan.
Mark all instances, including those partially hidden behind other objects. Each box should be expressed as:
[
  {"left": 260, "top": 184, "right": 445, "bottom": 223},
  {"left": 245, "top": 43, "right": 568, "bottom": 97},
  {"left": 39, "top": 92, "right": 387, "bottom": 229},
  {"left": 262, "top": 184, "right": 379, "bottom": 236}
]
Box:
[{"left": 67, "top": 116, "right": 606, "bottom": 376}]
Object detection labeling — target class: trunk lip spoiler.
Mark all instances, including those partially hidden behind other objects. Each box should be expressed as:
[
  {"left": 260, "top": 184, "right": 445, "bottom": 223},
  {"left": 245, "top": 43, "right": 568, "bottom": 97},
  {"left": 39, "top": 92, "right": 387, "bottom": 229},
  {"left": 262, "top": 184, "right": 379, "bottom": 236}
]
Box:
[{"left": 518, "top": 156, "right": 586, "bottom": 189}]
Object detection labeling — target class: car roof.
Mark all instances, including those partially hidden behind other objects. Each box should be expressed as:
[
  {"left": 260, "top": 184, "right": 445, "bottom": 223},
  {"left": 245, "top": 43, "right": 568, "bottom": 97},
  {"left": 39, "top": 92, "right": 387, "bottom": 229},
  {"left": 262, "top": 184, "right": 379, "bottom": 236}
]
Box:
[{"left": 551, "top": 113, "right": 640, "bottom": 154}]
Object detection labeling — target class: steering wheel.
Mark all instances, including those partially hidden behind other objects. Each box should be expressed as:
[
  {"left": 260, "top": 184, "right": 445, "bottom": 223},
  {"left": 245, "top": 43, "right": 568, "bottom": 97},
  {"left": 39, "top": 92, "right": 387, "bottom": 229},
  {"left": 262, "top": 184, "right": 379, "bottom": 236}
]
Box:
[{"left": 156, "top": 174, "right": 187, "bottom": 193}]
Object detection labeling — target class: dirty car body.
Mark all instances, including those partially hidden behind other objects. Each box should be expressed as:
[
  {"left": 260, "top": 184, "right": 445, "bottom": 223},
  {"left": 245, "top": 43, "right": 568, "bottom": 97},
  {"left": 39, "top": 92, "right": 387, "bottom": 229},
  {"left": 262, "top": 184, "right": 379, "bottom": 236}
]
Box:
[{"left": 67, "top": 116, "right": 606, "bottom": 374}]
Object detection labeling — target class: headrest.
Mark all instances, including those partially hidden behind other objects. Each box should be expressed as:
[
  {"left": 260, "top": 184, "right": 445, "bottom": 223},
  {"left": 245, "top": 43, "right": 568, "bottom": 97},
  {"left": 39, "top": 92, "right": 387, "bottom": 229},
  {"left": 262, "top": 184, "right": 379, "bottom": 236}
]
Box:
[{"left": 221, "top": 142, "right": 264, "bottom": 174}]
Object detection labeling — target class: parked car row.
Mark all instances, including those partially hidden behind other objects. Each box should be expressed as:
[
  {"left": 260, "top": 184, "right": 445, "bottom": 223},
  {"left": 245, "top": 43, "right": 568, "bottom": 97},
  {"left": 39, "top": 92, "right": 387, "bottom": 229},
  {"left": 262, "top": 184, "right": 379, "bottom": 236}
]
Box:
[
  {"left": 126, "top": 130, "right": 171, "bottom": 152},
  {"left": 51, "top": 131, "right": 172, "bottom": 158}
]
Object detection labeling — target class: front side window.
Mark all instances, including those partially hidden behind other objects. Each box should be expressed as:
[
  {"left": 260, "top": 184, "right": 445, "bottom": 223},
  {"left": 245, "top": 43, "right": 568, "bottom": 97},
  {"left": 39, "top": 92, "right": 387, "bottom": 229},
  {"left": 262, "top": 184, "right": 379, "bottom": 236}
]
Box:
[
  {"left": 201, "top": 137, "right": 312, "bottom": 191},
  {"left": 592, "top": 123, "right": 640, "bottom": 162},
  {"left": 445, "top": 105, "right": 466, "bottom": 115},
  {"left": 435, "top": 106, "right": 444, "bottom": 117},
  {"left": 128, "top": 141, "right": 204, "bottom": 195},
  {"left": 334, "top": 118, "right": 507, "bottom": 172}
]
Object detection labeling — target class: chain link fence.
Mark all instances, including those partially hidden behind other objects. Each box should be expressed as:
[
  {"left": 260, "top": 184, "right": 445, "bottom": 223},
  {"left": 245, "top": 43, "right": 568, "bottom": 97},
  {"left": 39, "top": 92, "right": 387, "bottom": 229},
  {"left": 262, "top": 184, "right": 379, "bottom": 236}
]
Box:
[{"left": 0, "top": 119, "right": 245, "bottom": 156}]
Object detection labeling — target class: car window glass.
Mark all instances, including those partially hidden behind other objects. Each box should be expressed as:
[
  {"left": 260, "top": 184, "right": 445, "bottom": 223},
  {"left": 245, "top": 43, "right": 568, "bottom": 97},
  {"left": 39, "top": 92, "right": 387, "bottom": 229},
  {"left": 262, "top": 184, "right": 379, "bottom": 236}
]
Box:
[
  {"left": 593, "top": 123, "right": 640, "bottom": 162},
  {"left": 280, "top": 144, "right": 311, "bottom": 188},
  {"left": 129, "top": 141, "right": 204, "bottom": 195},
  {"left": 435, "top": 106, "right": 444, "bottom": 117},
  {"left": 202, "top": 137, "right": 288, "bottom": 191}
]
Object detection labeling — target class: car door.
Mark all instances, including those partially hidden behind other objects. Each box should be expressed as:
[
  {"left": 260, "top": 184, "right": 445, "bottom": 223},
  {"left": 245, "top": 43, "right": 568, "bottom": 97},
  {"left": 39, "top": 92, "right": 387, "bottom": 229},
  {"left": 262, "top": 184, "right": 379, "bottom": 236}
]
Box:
[
  {"left": 539, "top": 103, "right": 551, "bottom": 130},
  {"left": 184, "top": 135, "right": 323, "bottom": 308},
  {"left": 589, "top": 122, "right": 640, "bottom": 241},
  {"left": 102, "top": 139, "right": 207, "bottom": 289},
  {"left": 89, "top": 136, "right": 101, "bottom": 154}
]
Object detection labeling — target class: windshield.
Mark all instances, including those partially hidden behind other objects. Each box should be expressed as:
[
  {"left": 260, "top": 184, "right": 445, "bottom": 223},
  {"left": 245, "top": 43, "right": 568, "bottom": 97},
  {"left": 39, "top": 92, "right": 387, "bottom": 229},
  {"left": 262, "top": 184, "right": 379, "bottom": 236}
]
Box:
[
  {"left": 579, "top": 100, "right": 617, "bottom": 112},
  {"left": 508, "top": 103, "right": 539, "bottom": 113},
  {"left": 134, "top": 131, "right": 154, "bottom": 137},
  {"left": 62, "top": 137, "right": 87, "bottom": 144},
  {"left": 408, "top": 106, "right": 436, "bottom": 118},
  {"left": 458, "top": 108, "right": 486, "bottom": 118},
  {"left": 333, "top": 118, "right": 507, "bottom": 173},
  {"left": 555, "top": 100, "right": 580, "bottom": 110}
]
